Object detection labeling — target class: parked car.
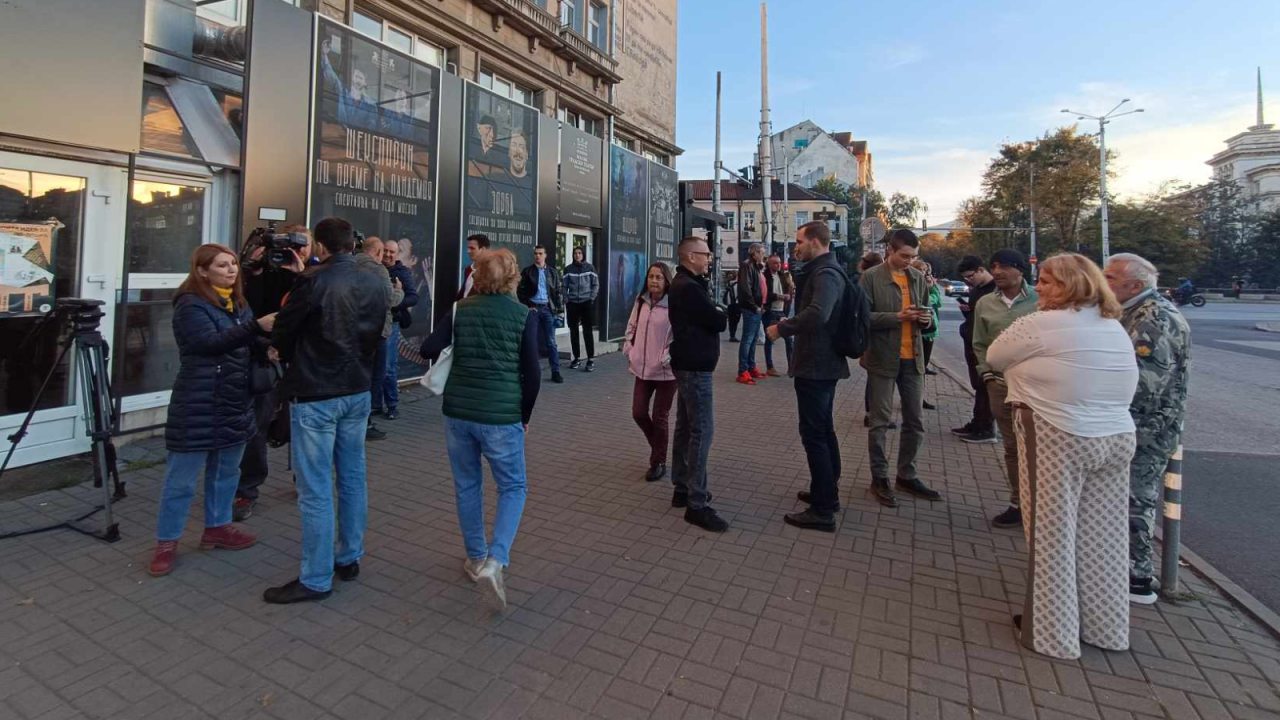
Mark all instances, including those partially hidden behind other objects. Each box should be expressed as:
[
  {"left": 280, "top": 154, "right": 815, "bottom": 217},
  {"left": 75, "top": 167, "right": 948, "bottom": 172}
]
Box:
[{"left": 943, "top": 279, "right": 968, "bottom": 297}]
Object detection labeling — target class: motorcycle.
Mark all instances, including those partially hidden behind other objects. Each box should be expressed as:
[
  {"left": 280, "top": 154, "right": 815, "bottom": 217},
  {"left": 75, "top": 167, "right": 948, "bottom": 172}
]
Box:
[{"left": 1166, "top": 288, "right": 1206, "bottom": 308}]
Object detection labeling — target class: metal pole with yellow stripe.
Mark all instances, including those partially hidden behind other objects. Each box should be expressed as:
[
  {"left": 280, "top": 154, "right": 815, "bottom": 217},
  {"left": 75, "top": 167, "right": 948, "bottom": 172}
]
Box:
[{"left": 1160, "top": 444, "right": 1183, "bottom": 594}]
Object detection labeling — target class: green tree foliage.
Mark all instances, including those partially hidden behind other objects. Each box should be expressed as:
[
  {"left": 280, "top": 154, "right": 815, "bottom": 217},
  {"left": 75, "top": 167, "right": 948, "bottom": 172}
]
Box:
[
  {"left": 1079, "top": 182, "right": 1205, "bottom": 282},
  {"left": 1250, "top": 209, "right": 1280, "bottom": 289}
]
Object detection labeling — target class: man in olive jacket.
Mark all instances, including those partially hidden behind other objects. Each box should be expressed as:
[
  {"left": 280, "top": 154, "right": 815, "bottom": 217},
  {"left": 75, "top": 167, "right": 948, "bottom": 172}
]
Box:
[{"left": 858, "top": 229, "right": 943, "bottom": 508}]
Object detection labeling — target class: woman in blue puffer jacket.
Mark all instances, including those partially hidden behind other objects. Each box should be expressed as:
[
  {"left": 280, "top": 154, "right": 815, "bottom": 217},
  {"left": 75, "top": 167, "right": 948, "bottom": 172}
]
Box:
[{"left": 149, "top": 244, "right": 275, "bottom": 577}]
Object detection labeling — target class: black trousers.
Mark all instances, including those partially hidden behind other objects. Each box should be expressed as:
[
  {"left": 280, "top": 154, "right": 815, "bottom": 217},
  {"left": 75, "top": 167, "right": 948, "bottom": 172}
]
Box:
[
  {"left": 964, "top": 342, "right": 994, "bottom": 431},
  {"left": 237, "top": 388, "right": 278, "bottom": 500},
  {"left": 728, "top": 310, "right": 741, "bottom": 339},
  {"left": 370, "top": 333, "right": 387, "bottom": 413},
  {"left": 922, "top": 338, "right": 934, "bottom": 368},
  {"left": 795, "top": 378, "right": 841, "bottom": 517},
  {"left": 566, "top": 301, "right": 595, "bottom": 360}
]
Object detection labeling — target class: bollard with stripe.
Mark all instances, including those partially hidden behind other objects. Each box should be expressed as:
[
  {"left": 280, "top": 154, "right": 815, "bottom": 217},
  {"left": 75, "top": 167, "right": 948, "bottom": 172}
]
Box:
[{"left": 1160, "top": 444, "right": 1183, "bottom": 594}]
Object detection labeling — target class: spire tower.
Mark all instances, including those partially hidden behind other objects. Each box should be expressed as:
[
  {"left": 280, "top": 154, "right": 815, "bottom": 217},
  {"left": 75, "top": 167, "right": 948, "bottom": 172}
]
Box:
[{"left": 1252, "top": 66, "right": 1273, "bottom": 131}]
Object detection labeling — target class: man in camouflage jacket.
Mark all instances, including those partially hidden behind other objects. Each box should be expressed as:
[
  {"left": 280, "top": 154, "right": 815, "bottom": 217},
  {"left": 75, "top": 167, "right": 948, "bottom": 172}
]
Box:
[{"left": 1104, "top": 254, "right": 1191, "bottom": 603}]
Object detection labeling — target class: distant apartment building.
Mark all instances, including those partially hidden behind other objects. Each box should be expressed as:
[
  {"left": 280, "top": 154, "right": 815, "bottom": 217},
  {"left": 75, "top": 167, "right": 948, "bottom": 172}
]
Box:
[
  {"left": 685, "top": 180, "right": 850, "bottom": 265},
  {"left": 768, "top": 120, "right": 870, "bottom": 191}
]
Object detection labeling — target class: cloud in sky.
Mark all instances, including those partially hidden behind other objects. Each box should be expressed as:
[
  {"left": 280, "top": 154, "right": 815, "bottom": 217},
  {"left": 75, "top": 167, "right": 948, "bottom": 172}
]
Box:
[{"left": 876, "top": 42, "right": 928, "bottom": 71}]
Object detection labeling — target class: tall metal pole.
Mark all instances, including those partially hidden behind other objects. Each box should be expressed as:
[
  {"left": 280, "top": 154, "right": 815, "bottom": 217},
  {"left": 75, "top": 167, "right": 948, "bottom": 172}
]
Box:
[
  {"left": 758, "top": 3, "right": 772, "bottom": 247},
  {"left": 1098, "top": 118, "right": 1110, "bottom": 262},
  {"left": 782, "top": 155, "right": 789, "bottom": 252},
  {"left": 1161, "top": 443, "right": 1185, "bottom": 595},
  {"left": 1029, "top": 164, "right": 1037, "bottom": 277},
  {"left": 713, "top": 71, "right": 723, "bottom": 295}
]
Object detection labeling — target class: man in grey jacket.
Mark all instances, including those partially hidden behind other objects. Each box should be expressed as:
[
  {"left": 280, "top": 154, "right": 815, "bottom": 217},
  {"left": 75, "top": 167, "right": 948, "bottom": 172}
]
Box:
[
  {"left": 562, "top": 245, "right": 600, "bottom": 371},
  {"left": 767, "top": 221, "right": 848, "bottom": 531},
  {"left": 859, "top": 229, "right": 943, "bottom": 508}
]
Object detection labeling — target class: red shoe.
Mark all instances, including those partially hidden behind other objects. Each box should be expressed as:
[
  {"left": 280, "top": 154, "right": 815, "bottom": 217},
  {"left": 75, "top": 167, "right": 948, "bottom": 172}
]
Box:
[
  {"left": 199, "top": 524, "right": 257, "bottom": 551},
  {"left": 751, "top": 369, "right": 767, "bottom": 380},
  {"left": 149, "top": 541, "right": 178, "bottom": 577},
  {"left": 736, "top": 371, "right": 756, "bottom": 385}
]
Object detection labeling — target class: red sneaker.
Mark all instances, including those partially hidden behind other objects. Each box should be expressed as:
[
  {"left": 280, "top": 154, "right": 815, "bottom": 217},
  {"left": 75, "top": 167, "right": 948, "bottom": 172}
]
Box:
[
  {"left": 751, "top": 369, "right": 767, "bottom": 380},
  {"left": 149, "top": 541, "right": 178, "bottom": 577},
  {"left": 736, "top": 371, "right": 756, "bottom": 385},
  {"left": 199, "top": 524, "right": 257, "bottom": 551}
]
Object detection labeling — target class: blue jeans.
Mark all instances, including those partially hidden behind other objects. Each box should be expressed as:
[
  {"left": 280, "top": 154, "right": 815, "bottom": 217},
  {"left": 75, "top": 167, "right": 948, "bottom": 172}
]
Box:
[
  {"left": 291, "top": 393, "right": 370, "bottom": 592},
  {"left": 762, "top": 310, "right": 794, "bottom": 370},
  {"left": 738, "top": 310, "right": 762, "bottom": 373},
  {"left": 672, "top": 370, "right": 714, "bottom": 510},
  {"left": 156, "top": 444, "right": 247, "bottom": 541},
  {"left": 382, "top": 323, "right": 401, "bottom": 411},
  {"left": 445, "top": 418, "right": 528, "bottom": 567},
  {"left": 534, "top": 304, "right": 561, "bottom": 372}
]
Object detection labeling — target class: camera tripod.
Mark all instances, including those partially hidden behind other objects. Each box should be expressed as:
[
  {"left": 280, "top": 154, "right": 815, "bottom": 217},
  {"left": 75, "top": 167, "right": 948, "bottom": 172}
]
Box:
[{"left": 0, "top": 298, "right": 125, "bottom": 542}]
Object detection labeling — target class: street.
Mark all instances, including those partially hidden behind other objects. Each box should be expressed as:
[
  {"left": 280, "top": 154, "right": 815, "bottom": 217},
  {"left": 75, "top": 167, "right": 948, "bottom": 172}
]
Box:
[{"left": 934, "top": 297, "right": 1280, "bottom": 612}]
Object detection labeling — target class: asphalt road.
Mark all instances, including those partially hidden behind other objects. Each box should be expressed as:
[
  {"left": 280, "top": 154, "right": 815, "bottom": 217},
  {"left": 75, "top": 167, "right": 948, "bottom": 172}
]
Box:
[{"left": 933, "top": 297, "right": 1280, "bottom": 612}]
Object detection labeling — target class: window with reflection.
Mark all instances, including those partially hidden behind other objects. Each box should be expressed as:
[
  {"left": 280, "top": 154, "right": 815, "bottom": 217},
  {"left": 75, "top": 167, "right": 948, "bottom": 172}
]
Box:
[
  {"left": 141, "top": 83, "right": 201, "bottom": 159},
  {"left": 116, "top": 289, "right": 181, "bottom": 397},
  {"left": 0, "top": 168, "right": 85, "bottom": 415},
  {"left": 129, "top": 181, "right": 206, "bottom": 274}
]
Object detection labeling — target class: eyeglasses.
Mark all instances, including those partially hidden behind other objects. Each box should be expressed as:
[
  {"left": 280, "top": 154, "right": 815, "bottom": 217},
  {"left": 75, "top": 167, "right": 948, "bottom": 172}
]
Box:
[{"left": 688, "top": 251, "right": 713, "bottom": 258}]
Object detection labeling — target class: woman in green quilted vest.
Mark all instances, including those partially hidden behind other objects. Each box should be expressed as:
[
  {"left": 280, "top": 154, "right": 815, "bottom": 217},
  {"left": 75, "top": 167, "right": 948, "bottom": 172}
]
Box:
[{"left": 420, "top": 248, "right": 541, "bottom": 612}]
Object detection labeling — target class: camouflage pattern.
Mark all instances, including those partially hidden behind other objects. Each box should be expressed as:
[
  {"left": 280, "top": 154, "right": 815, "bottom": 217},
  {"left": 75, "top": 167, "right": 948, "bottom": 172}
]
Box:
[{"left": 1120, "top": 289, "right": 1191, "bottom": 580}]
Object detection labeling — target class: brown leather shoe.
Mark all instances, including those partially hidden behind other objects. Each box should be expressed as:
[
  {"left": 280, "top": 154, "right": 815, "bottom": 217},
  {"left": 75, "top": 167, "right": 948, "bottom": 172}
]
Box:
[
  {"left": 766, "top": 368, "right": 781, "bottom": 377},
  {"left": 199, "top": 524, "right": 257, "bottom": 551},
  {"left": 149, "top": 541, "right": 178, "bottom": 576}
]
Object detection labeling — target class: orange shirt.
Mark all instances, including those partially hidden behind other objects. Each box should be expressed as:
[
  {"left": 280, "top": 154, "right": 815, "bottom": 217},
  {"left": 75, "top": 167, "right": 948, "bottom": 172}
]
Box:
[{"left": 892, "top": 271, "right": 915, "bottom": 359}]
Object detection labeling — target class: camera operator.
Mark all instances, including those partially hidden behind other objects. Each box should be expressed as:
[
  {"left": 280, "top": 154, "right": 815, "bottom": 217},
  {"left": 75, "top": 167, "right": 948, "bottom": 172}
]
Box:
[
  {"left": 355, "top": 236, "right": 403, "bottom": 441},
  {"left": 264, "top": 217, "right": 390, "bottom": 604},
  {"left": 233, "top": 224, "right": 312, "bottom": 521}
]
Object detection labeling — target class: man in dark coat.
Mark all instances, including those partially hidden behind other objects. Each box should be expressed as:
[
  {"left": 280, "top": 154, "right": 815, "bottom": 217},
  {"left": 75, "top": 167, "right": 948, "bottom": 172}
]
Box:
[{"left": 264, "top": 217, "right": 390, "bottom": 605}]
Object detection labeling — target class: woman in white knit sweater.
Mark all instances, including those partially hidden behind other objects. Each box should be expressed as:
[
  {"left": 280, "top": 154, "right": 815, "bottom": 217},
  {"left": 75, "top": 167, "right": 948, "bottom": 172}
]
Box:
[{"left": 987, "top": 253, "right": 1138, "bottom": 660}]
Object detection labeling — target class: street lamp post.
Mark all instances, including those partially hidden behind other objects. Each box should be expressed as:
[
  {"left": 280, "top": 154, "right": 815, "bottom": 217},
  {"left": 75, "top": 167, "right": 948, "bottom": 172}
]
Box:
[{"left": 1061, "top": 99, "right": 1144, "bottom": 263}]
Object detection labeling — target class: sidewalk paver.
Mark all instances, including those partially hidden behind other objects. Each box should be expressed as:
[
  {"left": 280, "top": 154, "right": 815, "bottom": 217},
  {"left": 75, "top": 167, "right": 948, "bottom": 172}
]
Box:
[{"left": 2, "top": 342, "right": 1279, "bottom": 720}]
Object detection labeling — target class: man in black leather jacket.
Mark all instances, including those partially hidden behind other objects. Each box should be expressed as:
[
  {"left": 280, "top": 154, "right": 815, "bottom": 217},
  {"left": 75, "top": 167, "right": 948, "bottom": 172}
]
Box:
[{"left": 264, "top": 217, "right": 390, "bottom": 605}]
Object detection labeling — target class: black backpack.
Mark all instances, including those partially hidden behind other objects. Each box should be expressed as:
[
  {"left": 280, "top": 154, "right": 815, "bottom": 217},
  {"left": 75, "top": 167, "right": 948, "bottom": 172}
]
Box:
[{"left": 816, "top": 265, "right": 871, "bottom": 359}]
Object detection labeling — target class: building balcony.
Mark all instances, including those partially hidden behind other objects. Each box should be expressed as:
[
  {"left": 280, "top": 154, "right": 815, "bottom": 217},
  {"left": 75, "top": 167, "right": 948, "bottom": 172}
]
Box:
[
  {"left": 554, "top": 25, "right": 621, "bottom": 83},
  {"left": 474, "top": 0, "right": 562, "bottom": 46}
]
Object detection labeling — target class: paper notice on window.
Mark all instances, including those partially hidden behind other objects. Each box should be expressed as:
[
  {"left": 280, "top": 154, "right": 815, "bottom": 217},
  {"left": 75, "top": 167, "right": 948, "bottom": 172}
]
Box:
[{"left": 0, "top": 221, "right": 59, "bottom": 315}]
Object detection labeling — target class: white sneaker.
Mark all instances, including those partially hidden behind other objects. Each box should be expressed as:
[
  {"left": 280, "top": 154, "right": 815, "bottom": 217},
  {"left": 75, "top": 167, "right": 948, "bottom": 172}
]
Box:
[
  {"left": 1130, "top": 578, "right": 1159, "bottom": 605},
  {"left": 463, "top": 557, "right": 486, "bottom": 582},
  {"left": 476, "top": 558, "right": 507, "bottom": 611}
]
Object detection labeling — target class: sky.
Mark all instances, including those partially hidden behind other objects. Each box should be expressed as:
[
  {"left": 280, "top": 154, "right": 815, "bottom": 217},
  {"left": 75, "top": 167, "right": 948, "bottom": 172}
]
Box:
[{"left": 674, "top": 0, "right": 1280, "bottom": 223}]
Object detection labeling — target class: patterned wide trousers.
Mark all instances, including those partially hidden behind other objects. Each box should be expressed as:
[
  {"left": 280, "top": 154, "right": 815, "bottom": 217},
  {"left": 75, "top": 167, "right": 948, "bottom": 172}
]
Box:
[{"left": 1013, "top": 405, "right": 1137, "bottom": 660}]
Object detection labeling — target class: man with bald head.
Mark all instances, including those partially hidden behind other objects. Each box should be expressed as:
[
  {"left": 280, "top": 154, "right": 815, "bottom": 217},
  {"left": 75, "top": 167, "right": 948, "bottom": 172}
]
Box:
[
  {"left": 356, "top": 237, "right": 401, "bottom": 441},
  {"left": 1103, "top": 253, "right": 1191, "bottom": 606}
]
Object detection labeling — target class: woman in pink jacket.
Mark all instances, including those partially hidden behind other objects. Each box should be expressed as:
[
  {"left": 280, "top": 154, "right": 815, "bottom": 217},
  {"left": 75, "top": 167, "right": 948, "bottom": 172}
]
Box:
[{"left": 624, "top": 262, "right": 676, "bottom": 482}]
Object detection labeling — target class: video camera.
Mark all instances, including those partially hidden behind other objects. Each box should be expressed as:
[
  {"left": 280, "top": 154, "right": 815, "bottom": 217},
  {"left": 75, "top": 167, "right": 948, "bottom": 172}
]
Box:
[
  {"left": 242, "top": 220, "right": 309, "bottom": 272},
  {"left": 353, "top": 230, "right": 366, "bottom": 254}
]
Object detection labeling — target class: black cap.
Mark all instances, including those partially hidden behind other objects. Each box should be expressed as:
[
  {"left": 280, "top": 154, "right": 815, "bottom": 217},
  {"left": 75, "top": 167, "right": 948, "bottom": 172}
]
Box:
[{"left": 989, "top": 249, "right": 1031, "bottom": 278}]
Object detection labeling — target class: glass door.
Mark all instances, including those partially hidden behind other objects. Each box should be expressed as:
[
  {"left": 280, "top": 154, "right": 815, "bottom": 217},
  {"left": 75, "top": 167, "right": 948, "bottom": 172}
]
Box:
[
  {"left": 0, "top": 151, "right": 125, "bottom": 468},
  {"left": 554, "top": 225, "right": 592, "bottom": 336}
]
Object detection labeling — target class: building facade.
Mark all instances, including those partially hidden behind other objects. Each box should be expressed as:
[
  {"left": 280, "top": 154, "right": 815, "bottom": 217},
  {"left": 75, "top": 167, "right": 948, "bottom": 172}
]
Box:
[
  {"left": 1207, "top": 69, "right": 1280, "bottom": 214},
  {"left": 685, "top": 180, "right": 850, "bottom": 266},
  {"left": 768, "top": 120, "right": 868, "bottom": 191},
  {"left": 0, "top": 0, "right": 678, "bottom": 468}
]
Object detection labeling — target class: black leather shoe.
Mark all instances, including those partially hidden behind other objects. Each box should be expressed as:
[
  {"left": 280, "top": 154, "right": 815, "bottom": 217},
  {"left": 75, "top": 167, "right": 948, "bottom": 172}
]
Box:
[
  {"left": 784, "top": 509, "right": 836, "bottom": 532},
  {"left": 923, "top": 401, "right": 937, "bottom": 410},
  {"left": 870, "top": 480, "right": 899, "bottom": 508},
  {"left": 795, "top": 491, "right": 841, "bottom": 513},
  {"left": 991, "top": 506, "right": 1022, "bottom": 529},
  {"left": 645, "top": 463, "right": 667, "bottom": 482},
  {"left": 684, "top": 506, "right": 729, "bottom": 532},
  {"left": 895, "top": 477, "right": 942, "bottom": 501},
  {"left": 366, "top": 425, "right": 387, "bottom": 441},
  {"left": 335, "top": 561, "right": 360, "bottom": 581},
  {"left": 552, "top": 372, "right": 564, "bottom": 384},
  {"left": 263, "top": 579, "right": 331, "bottom": 604},
  {"left": 925, "top": 369, "right": 938, "bottom": 376}
]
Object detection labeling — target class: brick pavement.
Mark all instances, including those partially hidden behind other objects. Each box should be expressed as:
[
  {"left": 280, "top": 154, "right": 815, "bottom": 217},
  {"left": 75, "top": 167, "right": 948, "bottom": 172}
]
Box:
[{"left": 2, "top": 341, "right": 1280, "bottom": 720}]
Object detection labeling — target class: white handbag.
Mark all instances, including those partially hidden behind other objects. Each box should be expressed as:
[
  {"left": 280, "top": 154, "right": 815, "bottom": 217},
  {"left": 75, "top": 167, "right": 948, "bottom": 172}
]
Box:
[{"left": 419, "top": 306, "right": 455, "bottom": 396}]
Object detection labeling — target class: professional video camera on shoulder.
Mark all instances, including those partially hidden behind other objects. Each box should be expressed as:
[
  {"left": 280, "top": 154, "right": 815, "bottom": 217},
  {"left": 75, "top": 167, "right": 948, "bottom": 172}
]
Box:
[{"left": 242, "top": 208, "right": 309, "bottom": 272}]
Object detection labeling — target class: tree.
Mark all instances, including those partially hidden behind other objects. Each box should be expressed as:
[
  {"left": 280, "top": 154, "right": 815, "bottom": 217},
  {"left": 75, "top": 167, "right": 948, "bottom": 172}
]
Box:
[
  {"left": 886, "top": 192, "right": 928, "bottom": 229},
  {"left": 1192, "top": 177, "right": 1257, "bottom": 286},
  {"left": 1079, "top": 183, "right": 1204, "bottom": 282},
  {"left": 1247, "top": 209, "right": 1280, "bottom": 289}
]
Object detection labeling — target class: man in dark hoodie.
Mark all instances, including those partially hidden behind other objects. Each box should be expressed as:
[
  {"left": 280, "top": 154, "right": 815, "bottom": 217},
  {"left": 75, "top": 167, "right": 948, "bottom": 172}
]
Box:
[
  {"left": 562, "top": 245, "right": 600, "bottom": 371},
  {"left": 668, "top": 236, "right": 729, "bottom": 532}
]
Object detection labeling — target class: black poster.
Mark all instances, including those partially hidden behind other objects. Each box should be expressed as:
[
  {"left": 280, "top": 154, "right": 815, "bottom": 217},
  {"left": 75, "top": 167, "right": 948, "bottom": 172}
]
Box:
[
  {"left": 607, "top": 144, "right": 648, "bottom": 341},
  {"left": 559, "top": 125, "right": 603, "bottom": 227},
  {"left": 311, "top": 18, "right": 440, "bottom": 378},
  {"left": 647, "top": 161, "right": 678, "bottom": 268},
  {"left": 462, "top": 84, "right": 539, "bottom": 268}
]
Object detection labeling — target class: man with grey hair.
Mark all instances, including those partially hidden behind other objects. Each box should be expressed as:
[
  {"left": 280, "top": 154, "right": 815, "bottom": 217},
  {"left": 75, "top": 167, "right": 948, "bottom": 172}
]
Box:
[
  {"left": 1103, "top": 253, "right": 1191, "bottom": 606},
  {"left": 736, "top": 243, "right": 768, "bottom": 384}
]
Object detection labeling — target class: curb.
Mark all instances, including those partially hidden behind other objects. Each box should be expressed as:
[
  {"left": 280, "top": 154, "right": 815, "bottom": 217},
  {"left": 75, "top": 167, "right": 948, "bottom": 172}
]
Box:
[
  {"left": 933, "top": 359, "right": 1280, "bottom": 641},
  {"left": 1256, "top": 322, "right": 1280, "bottom": 334}
]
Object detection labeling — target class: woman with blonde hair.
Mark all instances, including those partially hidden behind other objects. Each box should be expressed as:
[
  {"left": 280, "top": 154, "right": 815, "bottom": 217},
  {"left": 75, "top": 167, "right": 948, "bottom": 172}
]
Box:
[
  {"left": 987, "top": 253, "right": 1138, "bottom": 660},
  {"left": 150, "top": 244, "right": 275, "bottom": 576},
  {"left": 420, "top": 248, "right": 540, "bottom": 612}
]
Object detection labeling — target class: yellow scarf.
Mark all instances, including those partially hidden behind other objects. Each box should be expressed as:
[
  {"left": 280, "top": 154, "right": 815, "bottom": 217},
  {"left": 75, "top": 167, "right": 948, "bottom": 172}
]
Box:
[{"left": 213, "top": 285, "right": 234, "bottom": 312}]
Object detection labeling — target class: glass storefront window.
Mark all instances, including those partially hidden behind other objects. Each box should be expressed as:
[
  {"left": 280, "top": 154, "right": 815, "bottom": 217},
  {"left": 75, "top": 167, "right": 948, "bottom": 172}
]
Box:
[
  {"left": 116, "top": 290, "right": 180, "bottom": 398},
  {"left": 129, "top": 181, "right": 206, "bottom": 274},
  {"left": 141, "top": 83, "right": 201, "bottom": 159},
  {"left": 0, "top": 168, "right": 85, "bottom": 414}
]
